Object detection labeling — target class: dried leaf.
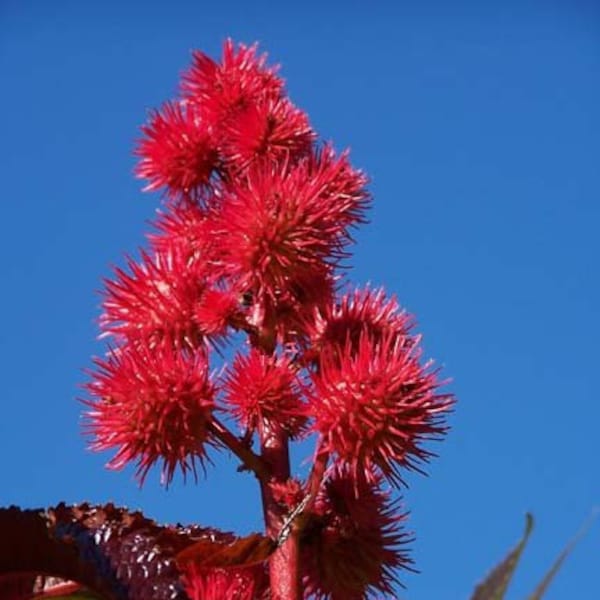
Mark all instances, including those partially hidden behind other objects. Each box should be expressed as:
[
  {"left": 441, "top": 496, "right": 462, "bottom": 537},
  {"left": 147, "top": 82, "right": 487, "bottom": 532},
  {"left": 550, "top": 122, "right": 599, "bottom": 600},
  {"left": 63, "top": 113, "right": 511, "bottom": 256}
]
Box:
[
  {"left": 176, "top": 533, "right": 276, "bottom": 568},
  {"left": 527, "top": 509, "right": 599, "bottom": 600},
  {"left": 470, "top": 513, "right": 534, "bottom": 600}
]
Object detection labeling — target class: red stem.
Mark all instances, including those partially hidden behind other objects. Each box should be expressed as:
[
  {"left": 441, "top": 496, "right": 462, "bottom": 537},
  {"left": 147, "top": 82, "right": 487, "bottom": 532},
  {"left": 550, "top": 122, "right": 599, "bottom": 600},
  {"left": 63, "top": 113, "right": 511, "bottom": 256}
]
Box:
[
  {"left": 208, "top": 417, "right": 270, "bottom": 482},
  {"left": 258, "top": 418, "right": 300, "bottom": 600},
  {"left": 305, "top": 441, "right": 329, "bottom": 511}
]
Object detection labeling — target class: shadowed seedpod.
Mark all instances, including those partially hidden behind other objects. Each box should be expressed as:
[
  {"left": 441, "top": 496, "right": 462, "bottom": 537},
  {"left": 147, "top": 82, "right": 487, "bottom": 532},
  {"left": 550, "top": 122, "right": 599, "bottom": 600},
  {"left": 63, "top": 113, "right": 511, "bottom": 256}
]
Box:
[
  {"left": 305, "top": 287, "right": 414, "bottom": 362},
  {"left": 180, "top": 564, "right": 269, "bottom": 600},
  {"left": 270, "top": 263, "right": 338, "bottom": 343},
  {"left": 301, "top": 467, "right": 413, "bottom": 599},
  {"left": 177, "top": 533, "right": 274, "bottom": 600}
]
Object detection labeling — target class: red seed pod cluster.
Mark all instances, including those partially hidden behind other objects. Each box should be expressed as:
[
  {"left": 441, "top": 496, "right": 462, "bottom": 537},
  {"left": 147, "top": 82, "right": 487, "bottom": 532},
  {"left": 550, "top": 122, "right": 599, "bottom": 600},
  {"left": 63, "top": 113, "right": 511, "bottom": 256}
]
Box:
[{"left": 82, "top": 40, "right": 454, "bottom": 598}]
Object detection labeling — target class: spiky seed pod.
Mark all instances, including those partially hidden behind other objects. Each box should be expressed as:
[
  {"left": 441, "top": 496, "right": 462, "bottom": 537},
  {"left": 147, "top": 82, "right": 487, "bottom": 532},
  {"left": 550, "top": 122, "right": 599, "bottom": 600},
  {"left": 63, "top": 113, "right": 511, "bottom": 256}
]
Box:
[
  {"left": 148, "top": 199, "right": 210, "bottom": 258},
  {"left": 265, "top": 262, "right": 337, "bottom": 344},
  {"left": 222, "top": 97, "right": 315, "bottom": 172},
  {"left": 83, "top": 344, "right": 216, "bottom": 486},
  {"left": 100, "top": 248, "right": 208, "bottom": 351},
  {"left": 181, "top": 564, "right": 269, "bottom": 600},
  {"left": 301, "top": 467, "right": 413, "bottom": 599},
  {"left": 215, "top": 149, "right": 368, "bottom": 303},
  {"left": 306, "top": 287, "right": 414, "bottom": 359},
  {"left": 309, "top": 331, "right": 453, "bottom": 486},
  {"left": 223, "top": 348, "right": 307, "bottom": 436},
  {"left": 181, "top": 39, "right": 284, "bottom": 124},
  {"left": 135, "top": 101, "right": 220, "bottom": 199},
  {"left": 194, "top": 287, "right": 244, "bottom": 340}
]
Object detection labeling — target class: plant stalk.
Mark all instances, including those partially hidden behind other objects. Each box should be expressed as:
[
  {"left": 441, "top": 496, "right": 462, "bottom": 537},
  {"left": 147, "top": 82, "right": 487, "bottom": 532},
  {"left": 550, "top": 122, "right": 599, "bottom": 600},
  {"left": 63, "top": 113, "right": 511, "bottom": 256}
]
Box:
[{"left": 259, "top": 418, "right": 301, "bottom": 600}]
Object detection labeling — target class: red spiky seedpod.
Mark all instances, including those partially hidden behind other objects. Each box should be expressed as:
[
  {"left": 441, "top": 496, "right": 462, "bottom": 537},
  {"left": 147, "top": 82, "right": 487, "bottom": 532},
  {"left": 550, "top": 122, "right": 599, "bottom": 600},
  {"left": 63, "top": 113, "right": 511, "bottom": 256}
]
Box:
[
  {"left": 100, "top": 248, "right": 208, "bottom": 350},
  {"left": 148, "top": 199, "right": 211, "bottom": 259},
  {"left": 223, "top": 348, "right": 306, "bottom": 436},
  {"left": 194, "top": 287, "right": 244, "bottom": 338},
  {"left": 214, "top": 149, "right": 368, "bottom": 300},
  {"left": 221, "top": 97, "right": 315, "bottom": 172},
  {"left": 180, "top": 40, "right": 284, "bottom": 124},
  {"left": 177, "top": 534, "right": 275, "bottom": 600},
  {"left": 308, "top": 331, "right": 453, "bottom": 486},
  {"left": 83, "top": 344, "right": 216, "bottom": 485},
  {"left": 135, "top": 101, "right": 220, "bottom": 199},
  {"left": 307, "top": 287, "right": 414, "bottom": 355},
  {"left": 301, "top": 467, "right": 413, "bottom": 599},
  {"left": 181, "top": 564, "right": 269, "bottom": 600}
]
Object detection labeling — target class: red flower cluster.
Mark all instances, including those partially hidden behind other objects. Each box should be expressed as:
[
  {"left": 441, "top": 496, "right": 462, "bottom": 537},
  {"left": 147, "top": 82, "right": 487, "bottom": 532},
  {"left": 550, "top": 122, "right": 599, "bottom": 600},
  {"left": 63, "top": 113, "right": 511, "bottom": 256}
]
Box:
[{"left": 83, "top": 39, "right": 454, "bottom": 598}]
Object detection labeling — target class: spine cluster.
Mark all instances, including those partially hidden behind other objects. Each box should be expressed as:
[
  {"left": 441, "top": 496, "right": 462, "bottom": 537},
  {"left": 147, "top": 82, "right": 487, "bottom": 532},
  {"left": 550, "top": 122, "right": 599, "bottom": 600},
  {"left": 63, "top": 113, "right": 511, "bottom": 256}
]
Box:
[{"left": 83, "top": 40, "right": 454, "bottom": 599}]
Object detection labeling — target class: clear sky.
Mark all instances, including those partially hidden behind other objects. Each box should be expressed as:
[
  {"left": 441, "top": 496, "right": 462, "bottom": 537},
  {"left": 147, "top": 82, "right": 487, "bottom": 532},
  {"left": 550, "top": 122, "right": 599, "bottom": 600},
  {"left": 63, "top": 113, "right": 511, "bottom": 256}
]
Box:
[{"left": 1, "top": 1, "right": 599, "bottom": 598}]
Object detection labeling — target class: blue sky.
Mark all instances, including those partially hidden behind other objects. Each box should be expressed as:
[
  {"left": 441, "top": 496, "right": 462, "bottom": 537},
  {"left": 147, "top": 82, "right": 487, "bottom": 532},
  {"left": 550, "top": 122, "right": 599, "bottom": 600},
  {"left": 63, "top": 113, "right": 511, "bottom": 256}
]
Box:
[{"left": 1, "top": 1, "right": 599, "bottom": 598}]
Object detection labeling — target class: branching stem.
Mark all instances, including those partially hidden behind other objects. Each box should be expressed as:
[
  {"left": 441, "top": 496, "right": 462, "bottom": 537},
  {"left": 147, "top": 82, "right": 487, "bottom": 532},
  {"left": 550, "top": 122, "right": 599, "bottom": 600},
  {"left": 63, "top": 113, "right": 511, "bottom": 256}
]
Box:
[{"left": 208, "top": 417, "right": 270, "bottom": 482}]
